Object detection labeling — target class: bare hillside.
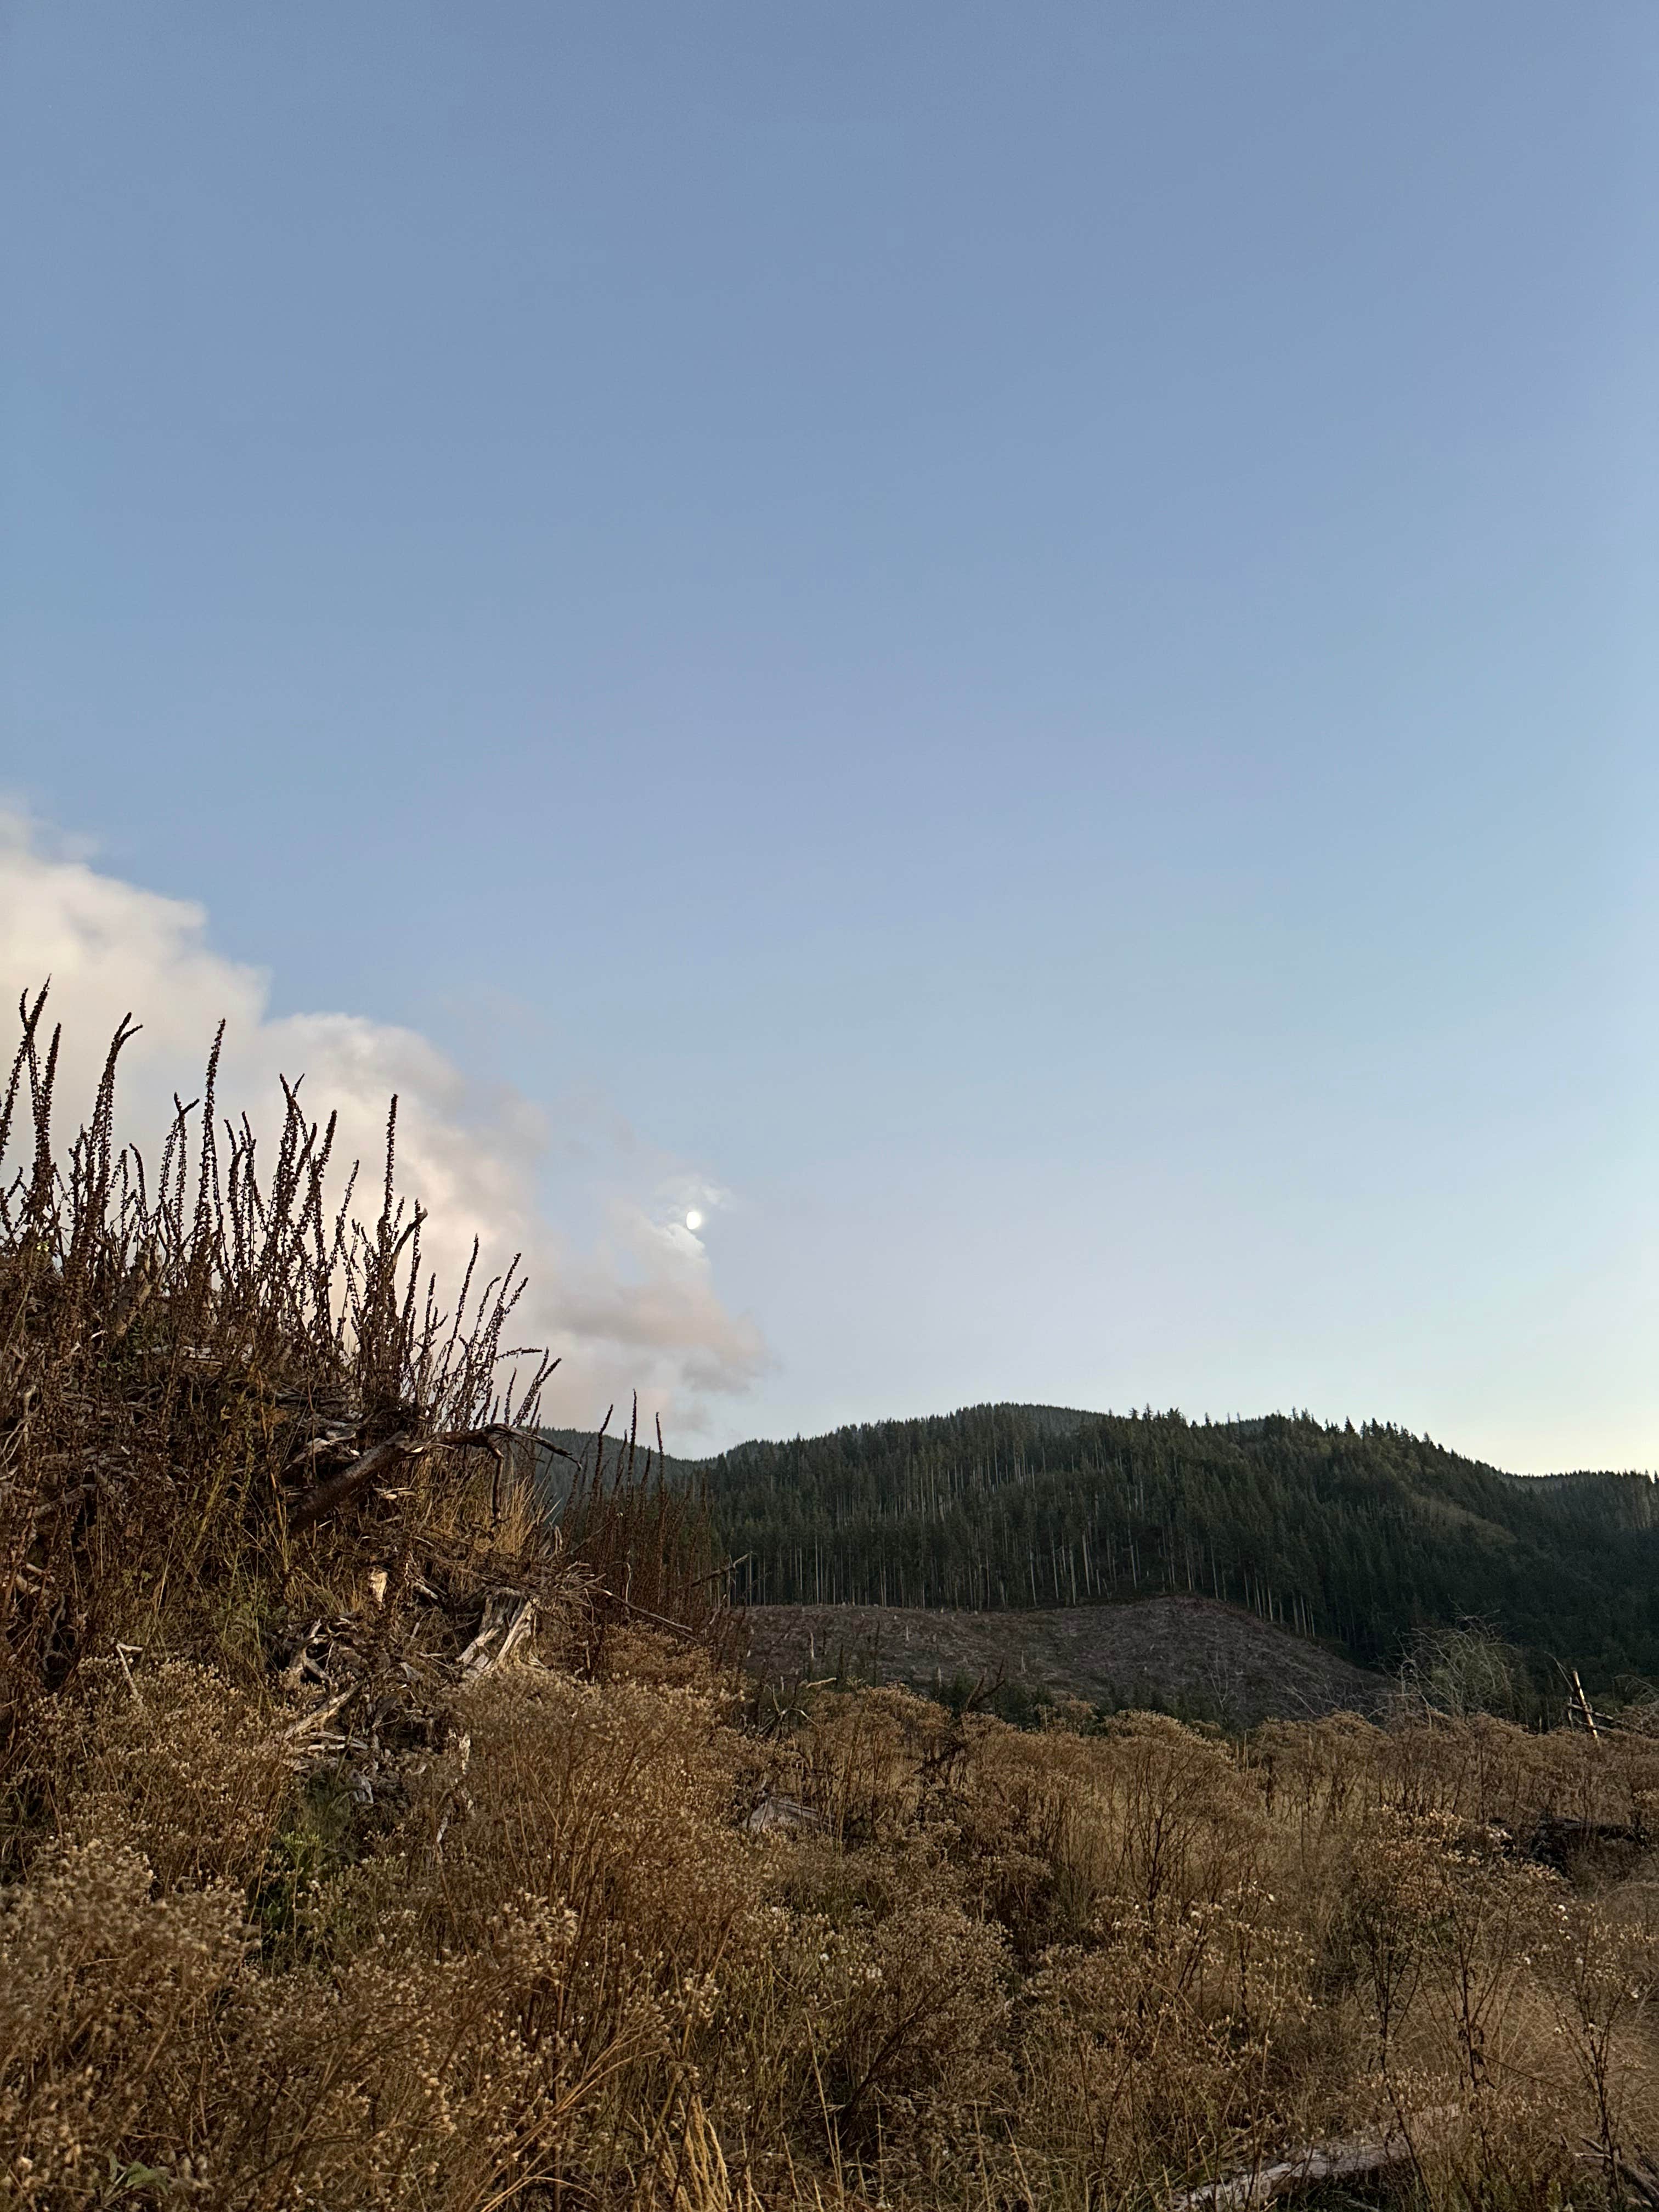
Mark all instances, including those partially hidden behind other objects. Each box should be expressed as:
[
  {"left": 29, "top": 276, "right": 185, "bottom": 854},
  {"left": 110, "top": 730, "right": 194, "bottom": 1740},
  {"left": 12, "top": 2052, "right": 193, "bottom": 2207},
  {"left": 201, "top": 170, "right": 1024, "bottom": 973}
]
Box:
[{"left": 742, "top": 1594, "right": 1388, "bottom": 1729}]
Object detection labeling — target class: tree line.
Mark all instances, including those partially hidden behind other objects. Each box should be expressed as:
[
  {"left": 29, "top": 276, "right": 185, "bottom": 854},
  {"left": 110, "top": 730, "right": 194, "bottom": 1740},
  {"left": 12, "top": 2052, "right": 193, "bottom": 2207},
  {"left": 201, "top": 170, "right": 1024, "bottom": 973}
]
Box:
[{"left": 684, "top": 1404, "right": 1659, "bottom": 1693}]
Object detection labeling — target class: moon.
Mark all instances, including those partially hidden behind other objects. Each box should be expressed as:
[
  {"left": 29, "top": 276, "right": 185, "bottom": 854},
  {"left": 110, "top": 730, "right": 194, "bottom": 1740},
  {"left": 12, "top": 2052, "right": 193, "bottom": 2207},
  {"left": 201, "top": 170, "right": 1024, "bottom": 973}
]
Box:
[{"left": 684, "top": 1209, "right": 704, "bottom": 1232}]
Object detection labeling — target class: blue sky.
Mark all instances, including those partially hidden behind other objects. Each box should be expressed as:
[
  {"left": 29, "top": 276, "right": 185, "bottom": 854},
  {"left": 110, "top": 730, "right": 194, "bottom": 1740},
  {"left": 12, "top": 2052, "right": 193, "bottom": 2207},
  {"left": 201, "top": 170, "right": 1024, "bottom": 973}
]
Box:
[{"left": 4, "top": 4, "right": 1658, "bottom": 1466}]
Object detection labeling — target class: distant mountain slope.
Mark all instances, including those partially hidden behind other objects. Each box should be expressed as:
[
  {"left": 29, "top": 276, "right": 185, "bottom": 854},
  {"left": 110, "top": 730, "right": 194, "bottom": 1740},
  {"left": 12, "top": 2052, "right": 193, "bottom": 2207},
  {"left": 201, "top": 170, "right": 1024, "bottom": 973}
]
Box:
[{"left": 675, "top": 1406, "right": 1659, "bottom": 1694}]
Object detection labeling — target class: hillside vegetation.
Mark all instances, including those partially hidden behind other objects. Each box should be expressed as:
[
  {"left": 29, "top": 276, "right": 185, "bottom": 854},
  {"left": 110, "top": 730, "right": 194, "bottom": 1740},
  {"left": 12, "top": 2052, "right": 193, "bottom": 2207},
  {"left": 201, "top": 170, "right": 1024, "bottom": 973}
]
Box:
[
  {"left": 9, "top": 998, "right": 1659, "bottom": 2210},
  {"left": 743, "top": 1594, "right": 1390, "bottom": 1732},
  {"left": 690, "top": 1406, "right": 1659, "bottom": 1694}
]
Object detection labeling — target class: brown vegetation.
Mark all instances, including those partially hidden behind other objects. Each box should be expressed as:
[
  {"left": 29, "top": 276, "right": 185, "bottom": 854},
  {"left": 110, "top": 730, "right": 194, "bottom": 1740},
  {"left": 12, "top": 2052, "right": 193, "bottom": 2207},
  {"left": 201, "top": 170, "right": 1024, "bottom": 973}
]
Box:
[
  {"left": 742, "top": 1596, "right": 1389, "bottom": 1730},
  {"left": 6, "top": 995, "right": 1659, "bottom": 2209}
]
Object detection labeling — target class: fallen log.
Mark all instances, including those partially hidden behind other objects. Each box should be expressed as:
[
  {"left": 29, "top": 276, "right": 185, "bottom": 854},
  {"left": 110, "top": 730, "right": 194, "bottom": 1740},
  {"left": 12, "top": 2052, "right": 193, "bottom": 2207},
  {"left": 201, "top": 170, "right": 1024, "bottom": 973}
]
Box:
[{"left": 1172, "top": 2119, "right": 1426, "bottom": 2210}]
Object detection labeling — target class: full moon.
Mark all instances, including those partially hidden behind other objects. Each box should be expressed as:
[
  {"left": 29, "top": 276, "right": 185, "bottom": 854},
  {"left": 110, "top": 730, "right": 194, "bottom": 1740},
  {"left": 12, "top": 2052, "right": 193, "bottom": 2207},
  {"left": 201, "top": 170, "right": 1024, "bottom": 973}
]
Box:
[{"left": 684, "top": 1209, "right": 704, "bottom": 1232}]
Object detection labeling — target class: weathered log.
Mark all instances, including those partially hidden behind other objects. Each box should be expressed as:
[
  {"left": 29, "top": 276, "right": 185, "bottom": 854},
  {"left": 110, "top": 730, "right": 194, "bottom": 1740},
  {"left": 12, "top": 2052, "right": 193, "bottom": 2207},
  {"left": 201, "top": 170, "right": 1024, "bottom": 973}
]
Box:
[{"left": 1173, "top": 2121, "right": 1423, "bottom": 2210}]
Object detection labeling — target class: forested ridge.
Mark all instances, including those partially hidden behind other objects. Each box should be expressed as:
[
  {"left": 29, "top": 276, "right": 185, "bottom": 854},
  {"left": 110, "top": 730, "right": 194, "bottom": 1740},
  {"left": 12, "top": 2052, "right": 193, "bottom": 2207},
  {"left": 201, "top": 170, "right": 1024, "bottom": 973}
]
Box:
[{"left": 663, "top": 1406, "right": 1659, "bottom": 1691}]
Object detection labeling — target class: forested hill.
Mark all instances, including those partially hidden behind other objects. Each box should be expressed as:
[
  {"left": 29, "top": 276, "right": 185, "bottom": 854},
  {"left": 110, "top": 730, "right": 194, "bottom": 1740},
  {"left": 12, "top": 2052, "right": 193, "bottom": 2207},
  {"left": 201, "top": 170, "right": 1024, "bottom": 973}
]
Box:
[{"left": 675, "top": 1406, "right": 1659, "bottom": 1691}]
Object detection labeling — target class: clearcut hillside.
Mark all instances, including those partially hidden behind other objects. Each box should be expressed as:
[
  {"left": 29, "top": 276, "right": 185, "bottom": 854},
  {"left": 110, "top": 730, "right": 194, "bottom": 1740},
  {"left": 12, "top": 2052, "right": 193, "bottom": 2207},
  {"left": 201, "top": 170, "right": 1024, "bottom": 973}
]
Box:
[{"left": 551, "top": 1406, "right": 1659, "bottom": 1695}]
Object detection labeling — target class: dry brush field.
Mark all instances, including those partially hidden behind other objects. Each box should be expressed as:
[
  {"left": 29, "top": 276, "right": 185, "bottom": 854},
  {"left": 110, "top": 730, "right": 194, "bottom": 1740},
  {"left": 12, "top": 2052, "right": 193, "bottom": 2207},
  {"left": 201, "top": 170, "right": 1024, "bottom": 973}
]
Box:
[{"left": 6, "top": 996, "right": 1659, "bottom": 2211}]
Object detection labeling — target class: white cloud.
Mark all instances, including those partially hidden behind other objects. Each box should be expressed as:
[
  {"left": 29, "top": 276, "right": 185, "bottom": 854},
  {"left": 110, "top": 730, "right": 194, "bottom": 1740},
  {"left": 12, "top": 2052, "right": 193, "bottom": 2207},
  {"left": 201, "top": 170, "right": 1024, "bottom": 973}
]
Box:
[{"left": 0, "top": 809, "right": 768, "bottom": 1437}]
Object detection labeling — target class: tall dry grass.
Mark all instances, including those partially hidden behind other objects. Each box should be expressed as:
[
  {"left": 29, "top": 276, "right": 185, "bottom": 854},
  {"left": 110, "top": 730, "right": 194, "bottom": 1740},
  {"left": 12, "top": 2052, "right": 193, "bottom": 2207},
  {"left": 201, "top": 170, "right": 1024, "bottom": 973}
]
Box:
[{"left": 5, "top": 995, "right": 1659, "bottom": 2209}]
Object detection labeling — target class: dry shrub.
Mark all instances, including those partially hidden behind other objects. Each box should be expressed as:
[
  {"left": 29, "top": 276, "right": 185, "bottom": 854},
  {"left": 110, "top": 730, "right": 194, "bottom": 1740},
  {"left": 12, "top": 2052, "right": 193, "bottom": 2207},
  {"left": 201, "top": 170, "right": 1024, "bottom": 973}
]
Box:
[
  {"left": 556, "top": 1412, "right": 742, "bottom": 1675},
  {"left": 196, "top": 1898, "right": 614, "bottom": 2211},
  {"left": 0, "top": 1837, "right": 247, "bottom": 2205},
  {"left": 804, "top": 1881, "right": 1011, "bottom": 2159},
  {"left": 1, "top": 1839, "right": 667, "bottom": 2209},
  {"left": 725, "top": 1847, "right": 1013, "bottom": 2168},
  {"left": 1533, "top": 1889, "right": 1659, "bottom": 2178},
  {"left": 776, "top": 1686, "right": 952, "bottom": 1847},
  {"left": 428, "top": 1667, "right": 752, "bottom": 1967},
  {"left": 991, "top": 1709, "right": 1265, "bottom": 1912},
  {"left": 1021, "top": 1892, "right": 1319, "bottom": 2194},
  {"left": 599, "top": 1624, "right": 746, "bottom": 1708},
  {"left": 0, "top": 988, "right": 556, "bottom": 1774},
  {"left": 36, "top": 1657, "right": 293, "bottom": 1892},
  {"left": 410, "top": 1666, "right": 769, "bottom": 2186}
]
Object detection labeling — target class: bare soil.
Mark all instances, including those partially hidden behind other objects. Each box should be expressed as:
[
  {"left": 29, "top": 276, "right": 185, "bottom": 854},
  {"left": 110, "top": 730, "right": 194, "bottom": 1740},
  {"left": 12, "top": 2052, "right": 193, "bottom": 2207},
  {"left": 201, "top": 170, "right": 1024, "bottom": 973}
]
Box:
[{"left": 741, "top": 1595, "right": 1388, "bottom": 1730}]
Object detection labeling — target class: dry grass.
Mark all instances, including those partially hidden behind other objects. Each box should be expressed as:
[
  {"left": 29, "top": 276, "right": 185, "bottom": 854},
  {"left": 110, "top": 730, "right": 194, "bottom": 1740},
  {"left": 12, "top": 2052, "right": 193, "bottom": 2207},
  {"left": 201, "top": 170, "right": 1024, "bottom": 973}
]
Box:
[{"left": 6, "top": 995, "right": 1659, "bottom": 2209}]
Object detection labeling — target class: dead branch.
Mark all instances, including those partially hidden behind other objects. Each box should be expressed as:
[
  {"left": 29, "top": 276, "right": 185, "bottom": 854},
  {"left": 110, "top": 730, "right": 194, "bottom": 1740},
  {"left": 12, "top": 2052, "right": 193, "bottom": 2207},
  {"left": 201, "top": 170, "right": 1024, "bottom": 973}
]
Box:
[
  {"left": 286, "top": 1433, "right": 415, "bottom": 1532},
  {"left": 286, "top": 1422, "right": 527, "bottom": 1533}
]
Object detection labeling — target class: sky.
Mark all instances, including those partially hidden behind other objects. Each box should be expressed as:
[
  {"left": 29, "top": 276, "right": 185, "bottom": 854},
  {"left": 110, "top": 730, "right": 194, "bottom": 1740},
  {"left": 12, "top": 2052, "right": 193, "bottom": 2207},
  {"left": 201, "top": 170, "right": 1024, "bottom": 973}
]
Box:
[{"left": 3, "top": 4, "right": 1658, "bottom": 1468}]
